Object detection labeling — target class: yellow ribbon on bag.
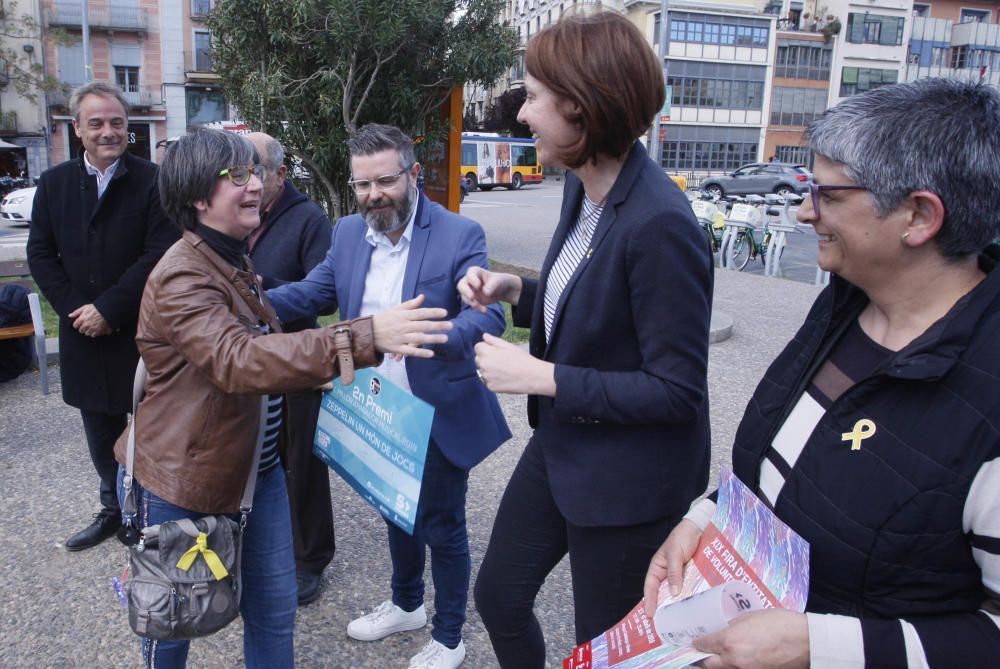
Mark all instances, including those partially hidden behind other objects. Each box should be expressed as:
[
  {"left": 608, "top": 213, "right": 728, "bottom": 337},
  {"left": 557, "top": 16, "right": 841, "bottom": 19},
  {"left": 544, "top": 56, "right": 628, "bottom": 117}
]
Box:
[{"left": 175, "top": 532, "right": 230, "bottom": 580}]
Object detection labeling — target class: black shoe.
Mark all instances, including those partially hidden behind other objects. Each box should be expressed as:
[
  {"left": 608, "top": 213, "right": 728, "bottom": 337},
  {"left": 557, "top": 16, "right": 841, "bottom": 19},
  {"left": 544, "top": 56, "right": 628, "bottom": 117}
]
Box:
[
  {"left": 297, "top": 572, "right": 322, "bottom": 606},
  {"left": 65, "top": 511, "right": 121, "bottom": 552}
]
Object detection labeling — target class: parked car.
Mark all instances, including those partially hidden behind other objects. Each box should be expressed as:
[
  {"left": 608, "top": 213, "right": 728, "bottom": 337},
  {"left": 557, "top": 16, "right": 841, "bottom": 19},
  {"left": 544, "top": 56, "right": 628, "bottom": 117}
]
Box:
[
  {"left": 699, "top": 163, "right": 810, "bottom": 199},
  {"left": 0, "top": 186, "right": 35, "bottom": 227}
]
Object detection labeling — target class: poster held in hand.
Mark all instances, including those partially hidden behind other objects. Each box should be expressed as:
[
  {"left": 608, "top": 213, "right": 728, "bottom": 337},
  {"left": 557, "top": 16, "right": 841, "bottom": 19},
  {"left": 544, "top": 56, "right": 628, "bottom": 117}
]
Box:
[
  {"left": 564, "top": 468, "right": 809, "bottom": 669},
  {"left": 314, "top": 368, "right": 434, "bottom": 535}
]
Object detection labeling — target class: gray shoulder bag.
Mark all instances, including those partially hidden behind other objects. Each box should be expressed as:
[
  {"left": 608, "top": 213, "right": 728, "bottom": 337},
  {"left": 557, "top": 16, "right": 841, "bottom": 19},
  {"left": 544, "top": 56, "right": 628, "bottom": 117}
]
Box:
[{"left": 120, "top": 359, "right": 267, "bottom": 640}]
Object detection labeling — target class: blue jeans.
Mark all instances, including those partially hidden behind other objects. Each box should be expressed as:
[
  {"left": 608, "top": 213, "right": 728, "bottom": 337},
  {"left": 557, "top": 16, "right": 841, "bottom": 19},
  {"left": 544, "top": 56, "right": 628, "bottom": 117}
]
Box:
[
  {"left": 117, "top": 464, "right": 297, "bottom": 669},
  {"left": 387, "top": 440, "right": 470, "bottom": 648}
]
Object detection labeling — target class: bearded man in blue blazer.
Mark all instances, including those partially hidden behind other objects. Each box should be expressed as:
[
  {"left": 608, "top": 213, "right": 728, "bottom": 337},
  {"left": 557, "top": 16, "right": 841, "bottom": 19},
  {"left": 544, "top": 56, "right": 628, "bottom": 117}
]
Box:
[{"left": 267, "top": 123, "right": 510, "bottom": 669}]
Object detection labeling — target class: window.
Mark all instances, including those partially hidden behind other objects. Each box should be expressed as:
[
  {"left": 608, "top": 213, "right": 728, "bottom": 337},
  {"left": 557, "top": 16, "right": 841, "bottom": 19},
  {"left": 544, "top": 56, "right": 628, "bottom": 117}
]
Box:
[
  {"left": 912, "top": 4, "right": 930, "bottom": 17},
  {"left": 57, "top": 44, "right": 87, "bottom": 85},
  {"left": 661, "top": 125, "right": 760, "bottom": 170},
  {"left": 839, "top": 67, "right": 897, "bottom": 96},
  {"left": 194, "top": 31, "right": 214, "bottom": 71},
  {"left": 959, "top": 9, "right": 989, "bottom": 23},
  {"left": 511, "top": 145, "right": 537, "bottom": 166},
  {"left": 115, "top": 66, "right": 139, "bottom": 92},
  {"left": 187, "top": 88, "right": 227, "bottom": 125},
  {"left": 776, "top": 145, "right": 812, "bottom": 167},
  {"left": 666, "top": 61, "right": 767, "bottom": 111},
  {"left": 770, "top": 87, "right": 828, "bottom": 126},
  {"left": 191, "top": 0, "right": 213, "bottom": 16},
  {"left": 776, "top": 43, "right": 832, "bottom": 80},
  {"left": 667, "top": 11, "right": 770, "bottom": 48},
  {"left": 951, "top": 45, "right": 971, "bottom": 68},
  {"left": 846, "top": 13, "right": 905, "bottom": 46}
]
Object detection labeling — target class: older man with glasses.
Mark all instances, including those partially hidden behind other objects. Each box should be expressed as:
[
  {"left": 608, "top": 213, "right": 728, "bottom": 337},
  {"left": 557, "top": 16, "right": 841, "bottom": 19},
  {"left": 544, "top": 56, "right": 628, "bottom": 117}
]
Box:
[{"left": 266, "top": 123, "right": 510, "bottom": 669}]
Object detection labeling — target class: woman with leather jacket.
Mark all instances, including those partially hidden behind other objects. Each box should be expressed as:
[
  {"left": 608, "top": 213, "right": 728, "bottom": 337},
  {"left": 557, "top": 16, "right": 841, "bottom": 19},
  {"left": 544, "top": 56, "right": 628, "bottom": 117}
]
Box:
[{"left": 113, "top": 128, "right": 451, "bottom": 669}]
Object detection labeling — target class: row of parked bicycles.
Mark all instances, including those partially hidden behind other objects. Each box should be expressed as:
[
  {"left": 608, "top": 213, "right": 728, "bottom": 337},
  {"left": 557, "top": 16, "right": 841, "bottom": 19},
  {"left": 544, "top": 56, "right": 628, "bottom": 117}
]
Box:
[{"left": 686, "top": 189, "right": 805, "bottom": 275}]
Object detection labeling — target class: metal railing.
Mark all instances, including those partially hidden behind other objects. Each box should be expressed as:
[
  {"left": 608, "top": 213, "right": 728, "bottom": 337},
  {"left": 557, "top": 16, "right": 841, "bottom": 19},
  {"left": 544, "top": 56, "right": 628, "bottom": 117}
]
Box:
[
  {"left": 121, "top": 87, "right": 161, "bottom": 108},
  {"left": 48, "top": 2, "right": 148, "bottom": 31}
]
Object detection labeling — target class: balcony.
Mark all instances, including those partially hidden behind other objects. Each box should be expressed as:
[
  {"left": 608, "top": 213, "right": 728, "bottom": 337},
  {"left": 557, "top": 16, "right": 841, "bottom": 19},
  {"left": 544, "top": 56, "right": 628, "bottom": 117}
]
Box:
[
  {"left": 121, "top": 86, "right": 161, "bottom": 108},
  {"left": 47, "top": 2, "right": 148, "bottom": 32},
  {"left": 0, "top": 111, "right": 17, "bottom": 135}
]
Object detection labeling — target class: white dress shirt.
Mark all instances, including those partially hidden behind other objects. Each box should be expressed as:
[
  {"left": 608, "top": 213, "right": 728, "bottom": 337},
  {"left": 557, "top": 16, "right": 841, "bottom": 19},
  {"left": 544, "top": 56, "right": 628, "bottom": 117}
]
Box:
[
  {"left": 83, "top": 152, "right": 120, "bottom": 199},
  {"left": 359, "top": 205, "right": 418, "bottom": 393}
]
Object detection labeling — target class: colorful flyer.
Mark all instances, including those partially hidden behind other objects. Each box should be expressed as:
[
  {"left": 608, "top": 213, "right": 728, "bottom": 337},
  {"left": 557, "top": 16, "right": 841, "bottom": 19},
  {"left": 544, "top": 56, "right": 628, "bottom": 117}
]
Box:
[
  {"left": 564, "top": 468, "right": 809, "bottom": 669},
  {"left": 314, "top": 369, "right": 434, "bottom": 535}
]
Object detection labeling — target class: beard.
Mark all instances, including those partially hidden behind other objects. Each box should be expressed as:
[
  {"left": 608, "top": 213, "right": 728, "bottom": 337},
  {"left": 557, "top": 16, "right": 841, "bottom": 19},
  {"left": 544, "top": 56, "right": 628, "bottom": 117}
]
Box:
[{"left": 361, "top": 185, "right": 414, "bottom": 235}]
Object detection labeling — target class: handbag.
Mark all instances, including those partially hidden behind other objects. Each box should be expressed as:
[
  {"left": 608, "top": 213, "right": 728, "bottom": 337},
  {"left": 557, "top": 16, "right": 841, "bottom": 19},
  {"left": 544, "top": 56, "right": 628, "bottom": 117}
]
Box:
[{"left": 120, "top": 358, "right": 268, "bottom": 640}]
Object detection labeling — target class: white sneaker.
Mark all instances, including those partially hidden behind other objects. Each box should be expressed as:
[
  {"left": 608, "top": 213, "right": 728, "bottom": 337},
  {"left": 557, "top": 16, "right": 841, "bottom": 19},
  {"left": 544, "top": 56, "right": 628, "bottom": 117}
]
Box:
[
  {"left": 408, "top": 639, "right": 466, "bottom": 669},
  {"left": 346, "top": 600, "right": 427, "bottom": 641}
]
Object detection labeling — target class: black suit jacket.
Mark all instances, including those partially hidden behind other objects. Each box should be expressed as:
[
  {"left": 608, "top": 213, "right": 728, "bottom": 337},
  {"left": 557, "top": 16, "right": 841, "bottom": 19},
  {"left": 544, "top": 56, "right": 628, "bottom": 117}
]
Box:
[
  {"left": 513, "top": 142, "right": 713, "bottom": 527},
  {"left": 27, "top": 151, "right": 178, "bottom": 413}
]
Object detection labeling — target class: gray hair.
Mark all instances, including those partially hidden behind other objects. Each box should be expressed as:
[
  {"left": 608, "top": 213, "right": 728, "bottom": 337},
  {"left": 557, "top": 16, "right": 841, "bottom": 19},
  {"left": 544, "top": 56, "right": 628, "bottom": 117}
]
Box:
[
  {"left": 804, "top": 78, "right": 1000, "bottom": 259},
  {"left": 158, "top": 129, "right": 256, "bottom": 231},
  {"left": 347, "top": 123, "right": 416, "bottom": 170},
  {"left": 69, "top": 81, "right": 130, "bottom": 121},
  {"left": 257, "top": 136, "right": 284, "bottom": 170}
]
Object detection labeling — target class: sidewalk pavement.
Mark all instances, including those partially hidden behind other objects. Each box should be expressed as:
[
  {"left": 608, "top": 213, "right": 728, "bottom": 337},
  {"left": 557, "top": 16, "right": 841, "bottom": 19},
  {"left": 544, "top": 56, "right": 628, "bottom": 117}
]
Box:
[{"left": 0, "top": 268, "right": 821, "bottom": 669}]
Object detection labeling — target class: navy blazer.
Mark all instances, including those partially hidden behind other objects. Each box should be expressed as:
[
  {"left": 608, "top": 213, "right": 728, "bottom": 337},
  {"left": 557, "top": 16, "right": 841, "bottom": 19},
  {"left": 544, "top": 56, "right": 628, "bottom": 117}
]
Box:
[
  {"left": 267, "top": 193, "right": 511, "bottom": 469},
  {"left": 513, "top": 142, "right": 713, "bottom": 527}
]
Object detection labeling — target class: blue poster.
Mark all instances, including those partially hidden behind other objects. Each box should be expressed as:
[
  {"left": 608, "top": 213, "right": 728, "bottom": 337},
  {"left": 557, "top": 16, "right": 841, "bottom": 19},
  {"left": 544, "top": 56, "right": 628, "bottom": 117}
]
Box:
[{"left": 314, "top": 368, "right": 434, "bottom": 535}]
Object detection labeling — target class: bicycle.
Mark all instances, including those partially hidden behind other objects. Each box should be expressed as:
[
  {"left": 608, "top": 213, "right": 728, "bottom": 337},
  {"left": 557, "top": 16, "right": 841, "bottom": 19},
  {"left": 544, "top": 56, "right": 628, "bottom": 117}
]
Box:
[
  {"left": 690, "top": 198, "right": 727, "bottom": 255},
  {"left": 720, "top": 194, "right": 800, "bottom": 271}
]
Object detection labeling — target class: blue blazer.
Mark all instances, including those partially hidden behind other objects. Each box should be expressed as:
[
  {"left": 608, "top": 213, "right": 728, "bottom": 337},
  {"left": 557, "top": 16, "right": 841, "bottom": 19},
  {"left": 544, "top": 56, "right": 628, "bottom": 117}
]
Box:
[
  {"left": 513, "top": 142, "right": 714, "bottom": 527},
  {"left": 267, "top": 193, "right": 511, "bottom": 469}
]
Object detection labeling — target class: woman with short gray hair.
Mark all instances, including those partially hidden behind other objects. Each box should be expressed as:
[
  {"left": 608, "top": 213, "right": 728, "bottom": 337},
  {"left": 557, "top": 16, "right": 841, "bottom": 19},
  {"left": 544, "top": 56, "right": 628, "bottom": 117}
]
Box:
[
  {"left": 644, "top": 78, "right": 1000, "bottom": 668},
  {"left": 114, "top": 129, "right": 451, "bottom": 669}
]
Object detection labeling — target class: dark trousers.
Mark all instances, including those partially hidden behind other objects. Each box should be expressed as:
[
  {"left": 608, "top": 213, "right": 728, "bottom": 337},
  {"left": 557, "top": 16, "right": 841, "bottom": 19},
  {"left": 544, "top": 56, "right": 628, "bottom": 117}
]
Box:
[
  {"left": 80, "top": 409, "right": 127, "bottom": 513},
  {"left": 284, "top": 390, "right": 336, "bottom": 576},
  {"left": 388, "top": 440, "right": 471, "bottom": 649},
  {"left": 474, "top": 438, "right": 677, "bottom": 669}
]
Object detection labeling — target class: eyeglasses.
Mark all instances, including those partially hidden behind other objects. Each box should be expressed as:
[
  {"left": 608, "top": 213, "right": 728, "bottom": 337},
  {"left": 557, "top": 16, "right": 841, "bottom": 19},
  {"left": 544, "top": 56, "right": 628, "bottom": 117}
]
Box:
[
  {"left": 218, "top": 164, "right": 267, "bottom": 187},
  {"left": 347, "top": 167, "right": 412, "bottom": 194},
  {"left": 807, "top": 180, "right": 869, "bottom": 217}
]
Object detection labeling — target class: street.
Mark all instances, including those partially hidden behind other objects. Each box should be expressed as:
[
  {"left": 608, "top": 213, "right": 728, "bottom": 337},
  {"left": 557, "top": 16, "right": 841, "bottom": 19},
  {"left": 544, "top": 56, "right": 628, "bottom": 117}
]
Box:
[{"left": 461, "top": 179, "right": 825, "bottom": 284}]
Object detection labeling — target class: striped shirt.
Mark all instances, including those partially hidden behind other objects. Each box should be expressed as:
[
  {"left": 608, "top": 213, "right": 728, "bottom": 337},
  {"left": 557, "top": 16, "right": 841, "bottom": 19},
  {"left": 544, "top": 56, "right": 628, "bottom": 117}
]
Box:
[
  {"left": 543, "top": 196, "right": 602, "bottom": 342},
  {"left": 248, "top": 281, "right": 282, "bottom": 472},
  {"left": 686, "top": 318, "right": 1000, "bottom": 668}
]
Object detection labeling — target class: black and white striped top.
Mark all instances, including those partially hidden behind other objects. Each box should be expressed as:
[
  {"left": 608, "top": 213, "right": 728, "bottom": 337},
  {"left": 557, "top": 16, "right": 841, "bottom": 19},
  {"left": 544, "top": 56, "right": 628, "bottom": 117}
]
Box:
[{"left": 543, "top": 196, "right": 602, "bottom": 342}]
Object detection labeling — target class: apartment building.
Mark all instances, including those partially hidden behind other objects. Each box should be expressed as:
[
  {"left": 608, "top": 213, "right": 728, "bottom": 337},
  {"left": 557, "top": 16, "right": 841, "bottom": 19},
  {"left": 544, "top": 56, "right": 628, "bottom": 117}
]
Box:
[
  {"left": 160, "top": 0, "right": 230, "bottom": 153},
  {"left": 627, "top": 0, "right": 777, "bottom": 171},
  {"left": 906, "top": 0, "right": 1000, "bottom": 87},
  {"left": 41, "top": 0, "right": 167, "bottom": 165},
  {"left": 0, "top": 0, "right": 49, "bottom": 179}
]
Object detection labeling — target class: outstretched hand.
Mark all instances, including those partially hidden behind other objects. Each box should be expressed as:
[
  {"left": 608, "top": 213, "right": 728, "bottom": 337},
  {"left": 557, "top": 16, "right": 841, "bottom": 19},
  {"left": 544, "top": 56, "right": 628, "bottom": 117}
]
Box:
[
  {"left": 372, "top": 294, "right": 452, "bottom": 358},
  {"left": 458, "top": 267, "right": 522, "bottom": 313}
]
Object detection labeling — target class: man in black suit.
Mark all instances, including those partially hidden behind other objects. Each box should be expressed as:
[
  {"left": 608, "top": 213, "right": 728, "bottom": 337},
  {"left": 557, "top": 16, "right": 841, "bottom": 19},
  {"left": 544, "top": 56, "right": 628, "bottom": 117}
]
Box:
[{"left": 27, "top": 81, "right": 178, "bottom": 551}]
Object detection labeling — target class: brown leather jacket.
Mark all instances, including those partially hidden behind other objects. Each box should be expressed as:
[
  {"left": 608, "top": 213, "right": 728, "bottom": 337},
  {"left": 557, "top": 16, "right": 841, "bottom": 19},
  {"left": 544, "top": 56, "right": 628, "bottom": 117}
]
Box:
[{"left": 114, "top": 230, "right": 381, "bottom": 512}]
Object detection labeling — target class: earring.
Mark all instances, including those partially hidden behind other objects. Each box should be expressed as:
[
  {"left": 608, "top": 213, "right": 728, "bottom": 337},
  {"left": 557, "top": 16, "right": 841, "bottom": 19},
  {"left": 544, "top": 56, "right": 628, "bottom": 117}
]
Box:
[{"left": 901, "top": 232, "right": 910, "bottom": 241}]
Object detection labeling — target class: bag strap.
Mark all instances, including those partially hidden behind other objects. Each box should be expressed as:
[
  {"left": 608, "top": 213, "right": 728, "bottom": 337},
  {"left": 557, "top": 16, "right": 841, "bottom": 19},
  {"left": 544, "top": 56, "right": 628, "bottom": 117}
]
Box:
[{"left": 122, "top": 360, "right": 268, "bottom": 522}]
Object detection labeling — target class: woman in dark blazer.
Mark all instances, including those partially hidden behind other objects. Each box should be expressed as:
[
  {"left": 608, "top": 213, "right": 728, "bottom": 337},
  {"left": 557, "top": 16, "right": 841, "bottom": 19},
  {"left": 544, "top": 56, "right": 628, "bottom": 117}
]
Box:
[{"left": 459, "top": 10, "right": 714, "bottom": 667}]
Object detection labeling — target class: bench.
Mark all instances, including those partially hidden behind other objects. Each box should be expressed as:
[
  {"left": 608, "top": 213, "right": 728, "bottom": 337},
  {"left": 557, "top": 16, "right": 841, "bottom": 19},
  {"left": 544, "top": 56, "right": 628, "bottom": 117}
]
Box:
[{"left": 0, "top": 260, "right": 49, "bottom": 394}]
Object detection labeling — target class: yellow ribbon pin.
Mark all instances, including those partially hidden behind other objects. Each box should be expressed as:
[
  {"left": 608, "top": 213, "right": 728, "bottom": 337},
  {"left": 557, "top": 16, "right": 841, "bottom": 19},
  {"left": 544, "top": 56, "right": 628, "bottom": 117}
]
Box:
[
  {"left": 176, "top": 532, "right": 229, "bottom": 581},
  {"left": 841, "top": 419, "right": 876, "bottom": 451}
]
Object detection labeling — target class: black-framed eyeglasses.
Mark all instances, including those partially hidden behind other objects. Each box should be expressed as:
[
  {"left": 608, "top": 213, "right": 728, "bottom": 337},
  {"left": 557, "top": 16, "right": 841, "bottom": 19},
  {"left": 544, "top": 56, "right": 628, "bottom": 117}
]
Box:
[
  {"left": 219, "top": 164, "right": 267, "bottom": 187},
  {"left": 347, "top": 166, "right": 412, "bottom": 194},
  {"left": 807, "top": 180, "right": 869, "bottom": 217}
]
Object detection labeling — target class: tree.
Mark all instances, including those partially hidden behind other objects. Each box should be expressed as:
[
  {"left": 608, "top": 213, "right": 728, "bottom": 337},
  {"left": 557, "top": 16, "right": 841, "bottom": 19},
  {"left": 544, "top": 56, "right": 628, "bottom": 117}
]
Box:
[
  {"left": 0, "top": 0, "right": 68, "bottom": 105},
  {"left": 209, "top": 0, "right": 518, "bottom": 218},
  {"left": 481, "top": 86, "right": 530, "bottom": 137}
]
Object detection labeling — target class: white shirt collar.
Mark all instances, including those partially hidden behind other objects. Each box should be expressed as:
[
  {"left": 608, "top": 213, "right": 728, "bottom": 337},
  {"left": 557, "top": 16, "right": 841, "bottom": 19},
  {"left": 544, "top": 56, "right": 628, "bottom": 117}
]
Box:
[{"left": 83, "top": 152, "right": 121, "bottom": 181}]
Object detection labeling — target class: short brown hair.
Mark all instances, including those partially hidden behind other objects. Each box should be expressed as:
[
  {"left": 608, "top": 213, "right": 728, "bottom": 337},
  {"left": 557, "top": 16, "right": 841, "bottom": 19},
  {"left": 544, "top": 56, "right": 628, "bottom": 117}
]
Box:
[{"left": 526, "top": 10, "right": 664, "bottom": 167}]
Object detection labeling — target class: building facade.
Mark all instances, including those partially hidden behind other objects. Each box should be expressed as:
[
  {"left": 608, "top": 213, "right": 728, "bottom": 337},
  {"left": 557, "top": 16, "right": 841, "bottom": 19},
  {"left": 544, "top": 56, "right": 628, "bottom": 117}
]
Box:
[{"left": 1, "top": 0, "right": 50, "bottom": 180}]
